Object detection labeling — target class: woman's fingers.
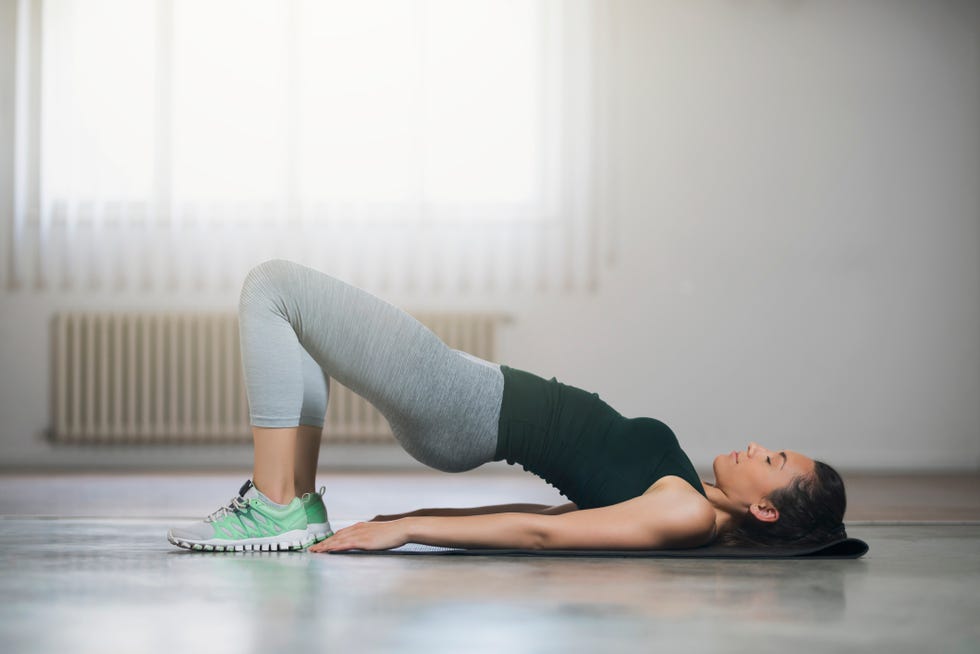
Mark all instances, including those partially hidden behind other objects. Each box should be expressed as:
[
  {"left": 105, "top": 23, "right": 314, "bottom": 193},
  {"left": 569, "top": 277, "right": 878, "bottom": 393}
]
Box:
[{"left": 308, "top": 520, "right": 410, "bottom": 553}]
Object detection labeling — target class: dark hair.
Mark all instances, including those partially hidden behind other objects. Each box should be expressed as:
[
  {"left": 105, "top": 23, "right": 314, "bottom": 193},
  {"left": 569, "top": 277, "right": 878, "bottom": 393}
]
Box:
[{"left": 718, "top": 460, "right": 847, "bottom": 548}]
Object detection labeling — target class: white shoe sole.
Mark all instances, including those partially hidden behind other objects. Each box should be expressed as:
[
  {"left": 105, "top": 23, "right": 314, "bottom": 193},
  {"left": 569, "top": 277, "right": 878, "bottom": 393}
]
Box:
[
  {"left": 167, "top": 528, "right": 314, "bottom": 552},
  {"left": 307, "top": 521, "right": 334, "bottom": 544}
]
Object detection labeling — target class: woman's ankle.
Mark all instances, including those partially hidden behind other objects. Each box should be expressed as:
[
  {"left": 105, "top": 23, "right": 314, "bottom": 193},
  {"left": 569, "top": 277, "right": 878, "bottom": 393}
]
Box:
[{"left": 252, "top": 478, "right": 296, "bottom": 505}]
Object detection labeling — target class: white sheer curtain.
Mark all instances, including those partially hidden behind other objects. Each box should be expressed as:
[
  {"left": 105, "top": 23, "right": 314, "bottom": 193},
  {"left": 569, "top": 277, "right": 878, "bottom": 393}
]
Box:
[{"left": 9, "top": 0, "right": 617, "bottom": 295}]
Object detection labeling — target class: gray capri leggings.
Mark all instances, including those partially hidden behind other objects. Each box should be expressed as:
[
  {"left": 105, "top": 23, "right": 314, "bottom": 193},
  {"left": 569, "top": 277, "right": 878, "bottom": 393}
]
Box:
[{"left": 237, "top": 259, "right": 505, "bottom": 473}]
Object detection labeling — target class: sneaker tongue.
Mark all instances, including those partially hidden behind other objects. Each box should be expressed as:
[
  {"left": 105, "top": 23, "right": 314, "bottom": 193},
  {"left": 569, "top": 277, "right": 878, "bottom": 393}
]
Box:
[
  {"left": 238, "top": 479, "right": 287, "bottom": 506},
  {"left": 238, "top": 479, "right": 255, "bottom": 497},
  {"left": 239, "top": 480, "right": 270, "bottom": 504}
]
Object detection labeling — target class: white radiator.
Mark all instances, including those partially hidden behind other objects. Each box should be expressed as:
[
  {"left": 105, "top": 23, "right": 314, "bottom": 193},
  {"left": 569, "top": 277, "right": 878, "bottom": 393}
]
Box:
[{"left": 49, "top": 311, "right": 509, "bottom": 444}]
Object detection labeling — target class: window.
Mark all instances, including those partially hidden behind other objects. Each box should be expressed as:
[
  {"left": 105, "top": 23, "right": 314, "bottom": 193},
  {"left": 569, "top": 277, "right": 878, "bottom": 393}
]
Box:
[{"left": 11, "top": 0, "right": 614, "bottom": 294}]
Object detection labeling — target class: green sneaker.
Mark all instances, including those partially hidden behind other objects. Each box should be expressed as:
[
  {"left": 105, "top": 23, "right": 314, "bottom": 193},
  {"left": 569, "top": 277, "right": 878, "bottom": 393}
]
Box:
[
  {"left": 301, "top": 486, "right": 334, "bottom": 544},
  {"left": 167, "top": 480, "right": 313, "bottom": 552}
]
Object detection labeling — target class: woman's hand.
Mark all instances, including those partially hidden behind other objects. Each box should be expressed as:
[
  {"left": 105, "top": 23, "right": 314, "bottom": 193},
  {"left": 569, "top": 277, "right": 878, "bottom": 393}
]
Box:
[{"left": 308, "top": 519, "right": 412, "bottom": 553}]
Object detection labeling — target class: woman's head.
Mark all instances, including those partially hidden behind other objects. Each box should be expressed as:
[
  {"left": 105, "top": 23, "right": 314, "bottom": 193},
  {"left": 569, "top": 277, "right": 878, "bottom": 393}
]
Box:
[{"left": 712, "top": 442, "right": 847, "bottom": 547}]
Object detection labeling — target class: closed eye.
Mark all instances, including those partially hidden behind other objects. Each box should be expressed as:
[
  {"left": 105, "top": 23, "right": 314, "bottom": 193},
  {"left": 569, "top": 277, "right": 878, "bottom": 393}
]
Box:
[{"left": 766, "top": 456, "right": 771, "bottom": 465}]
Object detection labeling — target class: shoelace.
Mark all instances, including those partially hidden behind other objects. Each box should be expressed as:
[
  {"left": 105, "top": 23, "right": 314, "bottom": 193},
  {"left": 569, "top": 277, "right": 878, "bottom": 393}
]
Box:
[{"left": 205, "top": 495, "right": 250, "bottom": 523}]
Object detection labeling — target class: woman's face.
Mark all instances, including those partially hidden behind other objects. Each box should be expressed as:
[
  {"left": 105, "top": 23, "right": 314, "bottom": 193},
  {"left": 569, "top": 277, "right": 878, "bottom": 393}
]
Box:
[{"left": 712, "top": 441, "right": 816, "bottom": 518}]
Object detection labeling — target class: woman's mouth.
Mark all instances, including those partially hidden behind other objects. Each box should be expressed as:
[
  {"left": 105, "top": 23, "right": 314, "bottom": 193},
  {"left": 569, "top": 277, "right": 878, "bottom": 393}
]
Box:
[{"left": 731, "top": 451, "right": 739, "bottom": 463}]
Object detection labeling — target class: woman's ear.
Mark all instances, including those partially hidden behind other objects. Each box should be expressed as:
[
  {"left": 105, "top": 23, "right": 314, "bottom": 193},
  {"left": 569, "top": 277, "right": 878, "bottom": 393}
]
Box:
[{"left": 749, "top": 502, "right": 779, "bottom": 523}]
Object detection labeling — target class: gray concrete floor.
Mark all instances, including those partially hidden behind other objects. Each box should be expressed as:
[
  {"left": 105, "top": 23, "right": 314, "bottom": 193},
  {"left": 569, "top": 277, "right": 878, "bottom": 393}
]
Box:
[{"left": 1, "top": 471, "right": 978, "bottom": 653}]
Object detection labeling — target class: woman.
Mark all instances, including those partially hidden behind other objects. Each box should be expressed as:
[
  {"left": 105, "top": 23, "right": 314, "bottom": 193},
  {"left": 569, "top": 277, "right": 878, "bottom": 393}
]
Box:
[{"left": 167, "top": 259, "right": 847, "bottom": 553}]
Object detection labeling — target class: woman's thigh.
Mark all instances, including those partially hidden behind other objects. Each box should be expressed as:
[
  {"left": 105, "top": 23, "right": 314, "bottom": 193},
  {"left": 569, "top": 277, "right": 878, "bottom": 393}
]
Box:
[{"left": 239, "top": 259, "right": 504, "bottom": 472}]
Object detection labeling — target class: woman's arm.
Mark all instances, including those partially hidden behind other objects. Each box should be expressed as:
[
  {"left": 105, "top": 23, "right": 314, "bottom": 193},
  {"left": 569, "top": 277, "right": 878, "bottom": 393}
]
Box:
[
  {"left": 370, "top": 501, "right": 578, "bottom": 521},
  {"left": 310, "top": 486, "right": 712, "bottom": 552},
  {"left": 310, "top": 512, "right": 547, "bottom": 551},
  {"left": 406, "top": 492, "right": 713, "bottom": 550}
]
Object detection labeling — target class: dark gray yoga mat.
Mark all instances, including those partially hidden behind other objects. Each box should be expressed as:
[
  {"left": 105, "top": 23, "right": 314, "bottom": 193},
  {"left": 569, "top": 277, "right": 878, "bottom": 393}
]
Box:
[{"left": 333, "top": 536, "right": 869, "bottom": 559}]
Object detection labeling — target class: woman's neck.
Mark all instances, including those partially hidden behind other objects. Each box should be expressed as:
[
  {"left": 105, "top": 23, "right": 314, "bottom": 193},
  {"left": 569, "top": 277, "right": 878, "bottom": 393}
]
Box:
[{"left": 700, "top": 479, "right": 742, "bottom": 536}]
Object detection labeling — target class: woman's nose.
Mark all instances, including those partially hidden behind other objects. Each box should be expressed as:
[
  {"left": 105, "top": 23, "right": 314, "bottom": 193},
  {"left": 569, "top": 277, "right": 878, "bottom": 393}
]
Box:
[{"left": 747, "top": 442, "right": 766, "bottom": 457}]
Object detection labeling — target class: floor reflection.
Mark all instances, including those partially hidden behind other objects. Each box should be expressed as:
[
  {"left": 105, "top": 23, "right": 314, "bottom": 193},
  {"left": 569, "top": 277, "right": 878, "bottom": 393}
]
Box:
[{"left": 1, "top": 519, "right": 976, "bottom": 654}]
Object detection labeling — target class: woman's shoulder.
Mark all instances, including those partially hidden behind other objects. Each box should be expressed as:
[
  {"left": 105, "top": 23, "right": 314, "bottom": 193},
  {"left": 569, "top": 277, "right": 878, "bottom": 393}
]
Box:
[
  {"left": 646, "top": 475, "right": 716, "bottom": 525},
  {"left": 646, "top": 474, "right": 711, "bottom": 501},
  {"left": 642, "top": 475, "right": 717, "bottom": 545}
]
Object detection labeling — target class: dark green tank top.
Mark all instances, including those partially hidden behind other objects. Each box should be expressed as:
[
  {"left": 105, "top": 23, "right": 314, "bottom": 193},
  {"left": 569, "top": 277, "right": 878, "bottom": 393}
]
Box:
[{"left": 493, "top": 364, "right": 706, "bottom": 509}]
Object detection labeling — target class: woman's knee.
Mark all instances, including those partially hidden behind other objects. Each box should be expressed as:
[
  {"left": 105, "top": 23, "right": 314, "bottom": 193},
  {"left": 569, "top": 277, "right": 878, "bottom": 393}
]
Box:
[{"left": 239, "top": 259, "right": 296, "bottom": 310}]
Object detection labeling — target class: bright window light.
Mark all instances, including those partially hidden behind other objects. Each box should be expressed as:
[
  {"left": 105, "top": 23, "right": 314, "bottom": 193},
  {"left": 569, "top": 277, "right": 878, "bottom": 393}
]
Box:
[{"left": 41, "top": 0, "right": 542, "bottom": 220}]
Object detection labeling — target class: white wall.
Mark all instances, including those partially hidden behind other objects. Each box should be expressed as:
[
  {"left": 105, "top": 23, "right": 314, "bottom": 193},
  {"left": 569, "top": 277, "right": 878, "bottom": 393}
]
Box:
[{"left": 1, "top": 0, "right": 977, "bottom": 472}]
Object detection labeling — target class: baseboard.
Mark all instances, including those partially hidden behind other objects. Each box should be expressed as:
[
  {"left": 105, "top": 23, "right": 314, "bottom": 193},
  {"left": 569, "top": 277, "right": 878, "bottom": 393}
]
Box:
[{"left": 0, "top": 443, "right": 456, "bottom": 472}]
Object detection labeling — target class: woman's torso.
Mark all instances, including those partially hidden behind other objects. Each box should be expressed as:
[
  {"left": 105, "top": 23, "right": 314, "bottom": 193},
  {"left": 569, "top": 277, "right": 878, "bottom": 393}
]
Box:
[{"left": 493, "top": 365, "right": 707, "bottom": 509}]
